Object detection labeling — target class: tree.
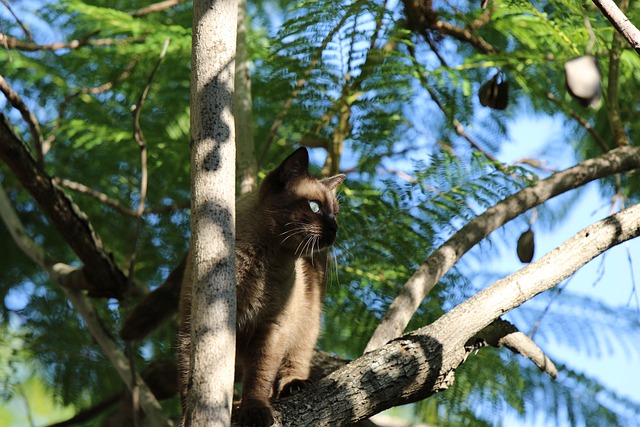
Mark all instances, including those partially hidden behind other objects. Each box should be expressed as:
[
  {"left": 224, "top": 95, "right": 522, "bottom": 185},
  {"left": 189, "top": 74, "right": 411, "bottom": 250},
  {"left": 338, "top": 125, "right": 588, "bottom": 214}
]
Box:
[
  {"left": 184, "top": 0, "right": 238, "bottom": 425},
  {"left": 1, "top": 1, "right": 640, "bottom": 426}
]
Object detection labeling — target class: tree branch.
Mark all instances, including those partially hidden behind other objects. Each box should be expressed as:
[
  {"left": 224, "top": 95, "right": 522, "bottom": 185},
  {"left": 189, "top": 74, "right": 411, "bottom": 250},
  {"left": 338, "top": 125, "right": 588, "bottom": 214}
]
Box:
[
  {"left": 0, "top": 33, "right": 145, "bottom": 52},
  {"left": 258, "top": 0, "right": 365, "bottom": 167},
  {"left": 56, "top": 177, "right": 188, "bottom": 217},
  {"left": 45, "top": 60, "right": 138, "bottom": 152},
  {"left": 130, "top": 0, "right": 185, "bottom": 17},
  {"left": 0, "top": 0, "right": 33, "bottom": 41},
  {"left": 269, "top": 202, "right": 640, "bottom": 426},
  {"left": 407, "top": 43, "right": 497, "bottom": 161},
  {"left": 592, "top": 0, "right": 640, "bottom": 54},
  {"left": 366, "top": 145, "right": 640, "bottom": 351},
  {"left": 545, "top": 92, "right": 609, "bottom": 152},
  {"left": 466, "top": 318, "right": 557, "bottom": 379},
  {"left": 605, "top": 0, "right": 631, "bottom": 147},
  {"left": 128, "top": 37, "right": 170, "bottom": 278},
  {"left": 0, "top": 113, "right": 128, "bottom": 299},
  {"left": 0, "top": 183, "right": 172, "bottom": 427},
  {"left": 55, "top": 177, "right": 138, "bottom": 216},
  {"left": 235, "top": 0, "right": 258, "bottom": 196},
  {"left": 401, "top": 0, "right": 496, "bottom": 54},
  {"left": 0, "top": 74, "right": 45, "bottom": 166}
]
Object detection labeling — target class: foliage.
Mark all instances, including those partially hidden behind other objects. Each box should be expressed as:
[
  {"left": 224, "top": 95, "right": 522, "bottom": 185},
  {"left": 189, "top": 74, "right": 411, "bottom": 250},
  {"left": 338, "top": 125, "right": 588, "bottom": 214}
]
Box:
[{"left": 1, "top": 0, "right": 639, "bottom": 426}]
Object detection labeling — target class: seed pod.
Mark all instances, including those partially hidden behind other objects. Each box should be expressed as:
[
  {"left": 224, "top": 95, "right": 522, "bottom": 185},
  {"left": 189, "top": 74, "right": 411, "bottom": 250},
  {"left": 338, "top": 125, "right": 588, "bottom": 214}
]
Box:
[
  {"left": 479, "top": 72, "right": 509, "bottom": 110},
  {"left": 517, "top": 228, "right": 535, "bottom": 263},
  {"left": 564, "top": 55, "right": 601, "bottom": 107}
]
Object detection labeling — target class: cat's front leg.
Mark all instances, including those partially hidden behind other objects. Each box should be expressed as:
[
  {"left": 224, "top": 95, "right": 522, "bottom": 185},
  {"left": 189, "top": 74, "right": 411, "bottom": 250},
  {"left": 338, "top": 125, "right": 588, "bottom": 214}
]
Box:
[{"left": 235, "top": 325, "right": 287, "bottom": 427}]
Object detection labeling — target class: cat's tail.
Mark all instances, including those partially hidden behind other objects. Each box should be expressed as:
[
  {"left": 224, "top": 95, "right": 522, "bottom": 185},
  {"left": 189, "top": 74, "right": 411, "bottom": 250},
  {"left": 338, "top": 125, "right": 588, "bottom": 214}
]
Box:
[{"left": 120, "top": 254, "right": 186, "bottom": 341}]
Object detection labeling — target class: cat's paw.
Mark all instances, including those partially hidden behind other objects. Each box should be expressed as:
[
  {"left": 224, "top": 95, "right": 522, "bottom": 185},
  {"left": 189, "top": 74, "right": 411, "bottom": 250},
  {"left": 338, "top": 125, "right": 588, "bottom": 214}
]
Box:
[
  {"left": 234, "top": 399, "right": 275, "bottom": 427},
  {"left": 277, "top": 378, "right": 313, "bottom": 398}
]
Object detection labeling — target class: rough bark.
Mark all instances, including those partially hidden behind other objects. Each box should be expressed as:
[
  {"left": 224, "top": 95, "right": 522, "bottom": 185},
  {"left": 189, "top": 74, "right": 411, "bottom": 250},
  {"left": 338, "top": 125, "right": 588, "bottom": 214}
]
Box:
[
  {"left": 186, "top": 0, "right": 238, "bottom": 425},
  {"left": 267, "top": 202, "right": 640, "bottom": 426},
  {"left": 0, "top": 183, "right": 171, "bottom": 427},
  {"left": 366, "top": 145, "right": 640, "bottom": 352},
  {"left": 593, "top": 0, "right": 640, "bottom": 54},
  {"left": 0, "top": 113, "right": 128, "bottom": 299}
]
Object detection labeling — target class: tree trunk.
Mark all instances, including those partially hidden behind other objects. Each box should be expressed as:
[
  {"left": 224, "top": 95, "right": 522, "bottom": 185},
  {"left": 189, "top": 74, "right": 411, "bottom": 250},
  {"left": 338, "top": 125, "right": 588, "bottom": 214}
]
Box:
[
  {"left": 235, "top": 0, "right": 257, "bottom": 196},
  {"left": 186, "top": 0, "right": 238, "bottom": 425}
]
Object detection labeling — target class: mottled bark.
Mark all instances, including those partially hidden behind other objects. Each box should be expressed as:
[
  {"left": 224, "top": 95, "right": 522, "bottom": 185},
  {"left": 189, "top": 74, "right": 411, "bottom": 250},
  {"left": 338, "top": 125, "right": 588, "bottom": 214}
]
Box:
[
  {"left": 0, "top": 113, "right": 128, "bottom": 299},
  {"left": 186, "top": 0, "right": 238, "bottom": 425}
]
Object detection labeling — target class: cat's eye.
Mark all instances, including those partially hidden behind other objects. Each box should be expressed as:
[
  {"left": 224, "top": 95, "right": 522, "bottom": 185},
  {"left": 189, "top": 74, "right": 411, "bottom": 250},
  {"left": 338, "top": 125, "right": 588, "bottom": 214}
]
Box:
[{"left": 309, "top": 200, "right": 321, "bottom": 213}]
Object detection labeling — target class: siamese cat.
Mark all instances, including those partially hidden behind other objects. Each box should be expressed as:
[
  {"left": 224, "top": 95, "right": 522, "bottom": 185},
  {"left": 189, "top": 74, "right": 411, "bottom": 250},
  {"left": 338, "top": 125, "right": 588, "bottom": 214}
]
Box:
[{"left": 121, "top": 147, "right": 345, "bottom": 427}]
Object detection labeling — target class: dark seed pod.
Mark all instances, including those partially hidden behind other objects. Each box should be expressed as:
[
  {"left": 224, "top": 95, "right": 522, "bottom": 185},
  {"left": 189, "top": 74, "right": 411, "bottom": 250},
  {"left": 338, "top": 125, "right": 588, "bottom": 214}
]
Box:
[
  {"left": 517, "top": 228, "right": 535, "bottom": 263},
  {"left": 479, "top": 72, "right": 509, "bottom": 110},
  {"left": 564, "top": 55, "right": 601, "bottom": 107}
]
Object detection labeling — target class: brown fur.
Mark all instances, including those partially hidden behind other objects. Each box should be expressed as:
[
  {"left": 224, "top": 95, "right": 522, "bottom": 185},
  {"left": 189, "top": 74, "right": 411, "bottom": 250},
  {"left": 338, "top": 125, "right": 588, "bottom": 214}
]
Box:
[{"left": 177, "top": 148, "right": 344, "bottom": 426}]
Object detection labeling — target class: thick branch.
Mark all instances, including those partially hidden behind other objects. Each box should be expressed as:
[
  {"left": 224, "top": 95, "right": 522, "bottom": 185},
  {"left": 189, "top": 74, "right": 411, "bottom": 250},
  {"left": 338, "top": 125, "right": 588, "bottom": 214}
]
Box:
[
  {"left": 366, "top": 145, "right": 640, "bottom": 351},
  {"left": 269, "top": 203, "right": 640, "bottom": 426},
  {"left": 0, "top": 184, "right": 171, "bottom": 427},
  {"left": 401, "top": 0, "right": 496, "bottom": 54},
  {"left": 592, "top": 0, "right": 640, "bottom": 54},
  {"left": 0, "top": 113, "right": 128, "bottom": 298},
  {"left": 466, "top": 318, "right": 557, "bottom": 378}
]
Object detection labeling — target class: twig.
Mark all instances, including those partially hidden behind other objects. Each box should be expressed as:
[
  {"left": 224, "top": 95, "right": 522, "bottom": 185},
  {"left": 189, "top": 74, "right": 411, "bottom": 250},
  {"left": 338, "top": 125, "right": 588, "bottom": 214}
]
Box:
[
  {"left": 0, "top": 0, "right": 32, "bottom": 41},
  {"left": 130, "top": 0, "right": 185, "bottom": 17},
  {"left": 128, "top": 37, "right": 170, "bottom": 280},
  {"left": 529, "top": 278, "right": 571, "bottom": 339},
  {"left": 0, "top": 33, "right": 145, "bottom": 52},
  {"left": 55, "top": 178, "right": 138, "bottom": 216},
  {"left": 407, "top": 43, "right": 497, "bottom": 161},
  {"left": 402, "top": 0, "right": 496, "bottom": 54},
  {"left": 0, "top": 74, "right": 44, "bottom": 166},
  {"left": 57, "top": 177, "right": 188, "bottom": 216},
  {"left": 235, "top": 0, "right": 257, "bottom": 196},
  {"left": 513, "top": 157, "right": 557, "bottom": 173},
  {"left": 44, "top": 60, "right": 137, "bottom": 152},
  {"left": 365, "top": 145, "right": 640, "bottom": 352},
  {"left": 467, "top": 318, "right": 558, "bottom": 378},
  {"left": 545, "top": 92, "right": 609, "bottom": 152},
  {"left": 45, "top": 394, "right": 120, "bottom": 427},
  {"left": 17, "top": 385, "right": 35, "bottom": 427},
  {"left": 592, "top": 0, "right": 640, "bottom": 54},
  {"left": 258, "top": 0, "right": 366, "bottom": 167}
]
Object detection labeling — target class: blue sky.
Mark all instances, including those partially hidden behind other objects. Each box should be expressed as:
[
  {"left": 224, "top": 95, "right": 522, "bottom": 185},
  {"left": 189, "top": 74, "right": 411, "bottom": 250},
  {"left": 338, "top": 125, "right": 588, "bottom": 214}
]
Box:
[{"left": 499, "top": 112, "right": 640, "bottom": 424}]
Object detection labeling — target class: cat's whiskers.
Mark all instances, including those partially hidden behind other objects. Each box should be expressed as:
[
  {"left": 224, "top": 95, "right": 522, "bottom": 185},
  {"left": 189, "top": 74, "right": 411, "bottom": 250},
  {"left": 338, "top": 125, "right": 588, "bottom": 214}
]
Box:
[{"left": 279, "top": 222, "right": 309, "bottom": 244}]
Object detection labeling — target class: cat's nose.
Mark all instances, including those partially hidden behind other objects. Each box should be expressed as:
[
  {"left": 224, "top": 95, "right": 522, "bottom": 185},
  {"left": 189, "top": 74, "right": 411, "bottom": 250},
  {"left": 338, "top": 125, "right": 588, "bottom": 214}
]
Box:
[{"left": 326, "top": 215, "right": 338, "bottom": 233}]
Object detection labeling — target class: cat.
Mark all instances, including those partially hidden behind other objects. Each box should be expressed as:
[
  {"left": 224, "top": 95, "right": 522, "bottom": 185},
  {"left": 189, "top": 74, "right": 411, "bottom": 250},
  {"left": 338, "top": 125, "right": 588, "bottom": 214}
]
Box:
[{"left": 121, "top": 147, "right": 345, "bottom": 427}]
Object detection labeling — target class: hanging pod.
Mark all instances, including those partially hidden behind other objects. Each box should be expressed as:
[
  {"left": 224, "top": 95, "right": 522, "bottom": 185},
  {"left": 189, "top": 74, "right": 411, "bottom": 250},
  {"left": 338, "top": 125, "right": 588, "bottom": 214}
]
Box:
[
  {"left": 564, "top": 55, "right": 601, "bottom": 107},
  {"left": 516, "top": 228, "right": 535, "bottom": 263},
  {"left": 478, "top": 71, "right": 509, "bottom": 110}
]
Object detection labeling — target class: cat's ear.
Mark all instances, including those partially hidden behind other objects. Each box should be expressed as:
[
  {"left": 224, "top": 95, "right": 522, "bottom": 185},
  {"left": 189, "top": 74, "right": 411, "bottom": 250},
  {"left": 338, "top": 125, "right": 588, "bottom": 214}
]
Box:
[
  {"left": 278, "top": 147, "right": 309, "bottom": 183},
  {"left": 321, "top": 174, "right": 346, "bottom": 191}
]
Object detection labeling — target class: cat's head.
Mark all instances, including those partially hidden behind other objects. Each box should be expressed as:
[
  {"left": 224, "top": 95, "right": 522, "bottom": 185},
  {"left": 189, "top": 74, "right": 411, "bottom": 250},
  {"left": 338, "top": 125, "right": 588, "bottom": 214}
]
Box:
[{"left": 259, "top": 147, "right": 345, "bottom": 255}]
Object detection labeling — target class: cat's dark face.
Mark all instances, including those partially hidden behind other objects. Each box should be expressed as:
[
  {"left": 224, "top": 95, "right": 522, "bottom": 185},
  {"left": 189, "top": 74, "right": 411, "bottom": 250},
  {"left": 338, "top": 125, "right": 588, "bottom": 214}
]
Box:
[{"left": 260, "top": 148, "right": 345, "bottom": 255}]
